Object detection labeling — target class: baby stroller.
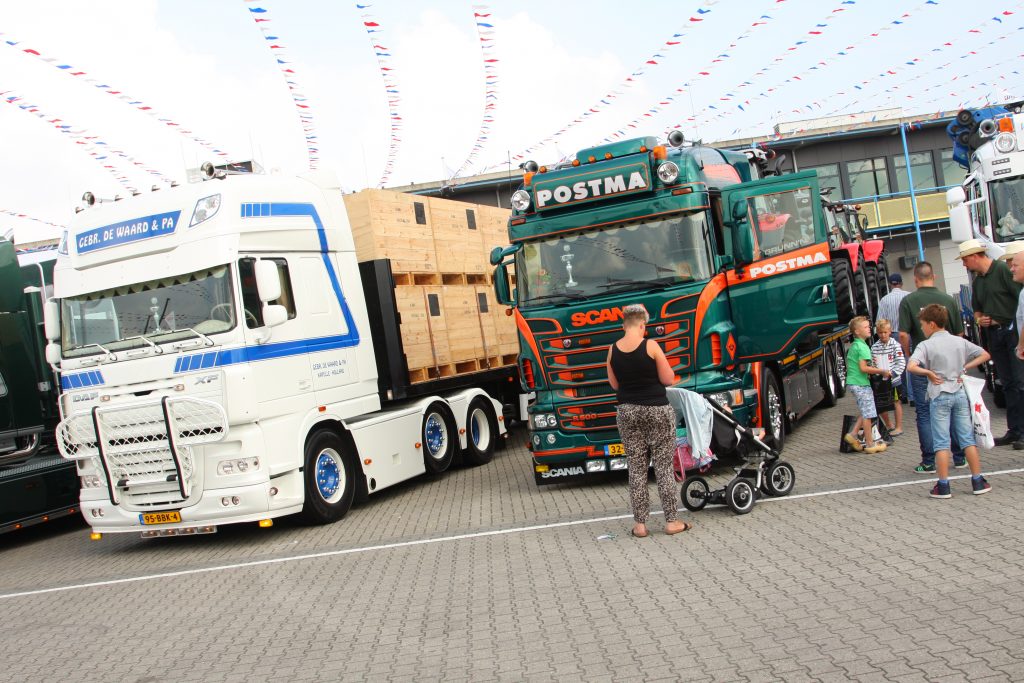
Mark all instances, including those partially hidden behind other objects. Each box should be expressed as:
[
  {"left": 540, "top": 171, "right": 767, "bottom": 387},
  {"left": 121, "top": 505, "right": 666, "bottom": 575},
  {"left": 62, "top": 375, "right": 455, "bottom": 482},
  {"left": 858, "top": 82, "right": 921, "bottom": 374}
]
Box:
[{"left": 668, "top": 388, "right": 795, "bottom": 515}]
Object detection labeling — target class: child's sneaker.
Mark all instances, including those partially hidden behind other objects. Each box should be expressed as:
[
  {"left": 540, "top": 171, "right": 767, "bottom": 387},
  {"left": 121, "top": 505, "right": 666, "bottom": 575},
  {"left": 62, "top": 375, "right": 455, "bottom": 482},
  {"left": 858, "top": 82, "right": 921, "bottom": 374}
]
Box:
[
  {"left": 972, "top": 476, "right": 992, "bottom": 495},
  {"left": 843, "top": 434, "right": 864, "bottom": 452},
  {"left": 864, "top": 443, "right": 887, "bottom": 454},
  {"left": 953, "top": 457, "right": 968, "bottom": 469},
  {"left": 930, "top": 481, "right": 952, "bottom": 499},
  {"left": 914, "top": 463, "right": 936, "bottom": 474}
]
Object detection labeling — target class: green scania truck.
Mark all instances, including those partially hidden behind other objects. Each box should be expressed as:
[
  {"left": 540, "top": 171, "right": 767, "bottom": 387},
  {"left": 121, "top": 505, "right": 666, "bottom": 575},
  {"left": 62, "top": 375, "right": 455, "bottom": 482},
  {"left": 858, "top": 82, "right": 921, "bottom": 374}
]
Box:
[
  {"left": 0, "top": 239, "right": 78, "bottom": 533},
  {"left": 490, "top": 134, "right": 852, "bottom": 484}
]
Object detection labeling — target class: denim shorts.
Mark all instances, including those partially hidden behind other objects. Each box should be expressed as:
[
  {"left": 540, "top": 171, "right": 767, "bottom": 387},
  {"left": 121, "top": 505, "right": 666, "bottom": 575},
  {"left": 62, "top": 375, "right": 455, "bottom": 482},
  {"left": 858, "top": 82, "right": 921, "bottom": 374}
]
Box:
[
  {"left": 929, "top": 388, "right": 975, "bottom": 452},
  {"left": 849, "top": 385, "right": 877, "bottom": 419}
]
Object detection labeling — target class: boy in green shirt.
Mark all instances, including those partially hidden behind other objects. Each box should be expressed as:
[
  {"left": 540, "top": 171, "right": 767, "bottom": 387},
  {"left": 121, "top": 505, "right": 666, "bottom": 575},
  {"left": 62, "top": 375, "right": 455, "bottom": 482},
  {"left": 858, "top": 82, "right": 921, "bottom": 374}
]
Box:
[{"left": 845, "top": 316, "right": 892, "bottom": 453}]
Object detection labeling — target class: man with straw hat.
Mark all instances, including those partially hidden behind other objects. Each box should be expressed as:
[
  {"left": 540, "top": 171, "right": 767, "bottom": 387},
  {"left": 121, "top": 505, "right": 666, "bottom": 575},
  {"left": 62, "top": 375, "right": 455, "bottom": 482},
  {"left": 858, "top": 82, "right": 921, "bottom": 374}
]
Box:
[{"left": 961, "top": 238, "right": 1024, "bottom": 448}]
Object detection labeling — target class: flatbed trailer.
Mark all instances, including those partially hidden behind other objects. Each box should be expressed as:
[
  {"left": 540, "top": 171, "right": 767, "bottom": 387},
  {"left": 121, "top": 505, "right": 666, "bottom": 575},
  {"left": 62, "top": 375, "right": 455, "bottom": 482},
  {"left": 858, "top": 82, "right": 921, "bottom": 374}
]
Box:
[{"left": 0, "top": 452, "right": 80, "bottom": 534}]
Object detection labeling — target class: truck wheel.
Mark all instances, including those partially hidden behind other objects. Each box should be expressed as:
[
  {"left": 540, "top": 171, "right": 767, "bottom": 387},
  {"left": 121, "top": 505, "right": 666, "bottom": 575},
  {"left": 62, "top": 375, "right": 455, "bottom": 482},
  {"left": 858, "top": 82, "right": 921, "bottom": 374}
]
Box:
[
  {"left": 300, "top": 430, "right": 357, "bottom": 525},
  {"left": 876, "top": 257, "right": 891, "bottom": 298},
  {"left": 463, "top": 397, "right": 498, "bottom": 466},
  {"left": 422, "top": 402, "right": 457, "bottom": 474},
  {"left": 854, "top": 254, "right": 873, "bottom": 320},
  {"left": 865, "top": 262, "right": 880, "bottom": 314},
  {"left": 760, "top": 370, "right": 785, "bottom": 452},
  {"left": 819, "top": 346, "right": 838, "bottom": 407},
  {"left": 833, "top": 340, "right": 848, "bottom": 398},
  {"left": 831, "top": 259, "right": 856, "bottom": 324}
]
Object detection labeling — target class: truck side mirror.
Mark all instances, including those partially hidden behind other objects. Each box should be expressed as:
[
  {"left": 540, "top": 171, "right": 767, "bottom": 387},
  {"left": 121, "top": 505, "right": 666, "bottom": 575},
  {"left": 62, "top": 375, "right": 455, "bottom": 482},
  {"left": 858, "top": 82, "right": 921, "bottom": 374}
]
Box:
[
  {"left": 43, "top": 299, "right": 60, "bottom": 341},
  {"left": 45, "top": 342, "right": 61, "bottom": 367},
  {"left": 262, "top": 304, "right": 288, "bottom": 328},
  {"left": 729, "top": 199, "right": 756, "bottom": 267},
  {"left": 948, "top": 204, "right": 972, "bottom": 242},
  {"left": 254, "top": 260, "right": 282, "bottom": 303},
  {"left": 493, "top": 263, "right": 514, "bottom": 306}
]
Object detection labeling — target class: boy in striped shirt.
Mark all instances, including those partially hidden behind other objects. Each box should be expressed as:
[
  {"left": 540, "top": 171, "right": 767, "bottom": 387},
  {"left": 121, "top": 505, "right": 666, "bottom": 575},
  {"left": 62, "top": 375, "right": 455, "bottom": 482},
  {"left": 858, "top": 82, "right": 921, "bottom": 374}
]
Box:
[{"left": 871, "top": 318, "right": 906, "bottom": 436}]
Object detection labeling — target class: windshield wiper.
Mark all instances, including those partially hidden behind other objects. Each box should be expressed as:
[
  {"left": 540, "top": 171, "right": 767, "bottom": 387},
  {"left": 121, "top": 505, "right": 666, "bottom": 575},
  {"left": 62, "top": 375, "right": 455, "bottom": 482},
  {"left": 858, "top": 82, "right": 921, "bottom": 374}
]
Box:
[
  {"left": 120, "top": 334, "right": 164, "bottom": 354},
  {"left": 596, "top": 276, "right": 680, "bottom": 296},
  {"left": 67, "top": 341, "right": 118, "bottom": 362},
  {"left": 150, "top": 326, "right": 215, "bottom": 347},
  {"left": 524, "top": 291, "right": 587, "bottom": 304}
]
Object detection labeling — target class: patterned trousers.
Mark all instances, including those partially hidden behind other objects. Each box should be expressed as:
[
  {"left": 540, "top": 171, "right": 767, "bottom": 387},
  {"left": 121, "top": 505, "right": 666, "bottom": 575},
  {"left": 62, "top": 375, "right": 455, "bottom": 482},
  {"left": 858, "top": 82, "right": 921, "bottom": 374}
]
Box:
[{"left": 616, "top": 403, "right": 678, "bottom": 524}]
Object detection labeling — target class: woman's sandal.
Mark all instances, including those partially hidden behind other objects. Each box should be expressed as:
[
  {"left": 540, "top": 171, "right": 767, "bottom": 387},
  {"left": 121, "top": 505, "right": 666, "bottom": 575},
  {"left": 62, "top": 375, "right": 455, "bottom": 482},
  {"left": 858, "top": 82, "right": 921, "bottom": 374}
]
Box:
[
  {"left": 629, "top": 527, "right": 649, "bottom": 538},
  {"left": 664, "top": 521, "right": 692, "bottom": 536}
]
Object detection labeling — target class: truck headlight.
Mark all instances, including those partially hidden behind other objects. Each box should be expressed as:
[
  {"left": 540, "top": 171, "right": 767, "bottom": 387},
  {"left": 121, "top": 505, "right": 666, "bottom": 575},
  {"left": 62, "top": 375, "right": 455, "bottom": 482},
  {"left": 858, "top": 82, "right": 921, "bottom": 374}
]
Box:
[
  {"left": 706, "top": 390, "right": 744, "bottom": 408},
  {"left": 217, "top": 457, "right": 261, "bottom": 476},
  {"left": 995, "top": 133, "right": 1016, "bottom": 154},
  {"left": 532, "top": 413, "right": 557, "bottom": 429},
  {"left": 511, "top": 189, "right": 532, "bottom": 212},
  {"left": 190, "top": 193, "right": 221, "bottom": 227},
  {"left": 657, "top": 161, "right": 680, "bottom": 184}
]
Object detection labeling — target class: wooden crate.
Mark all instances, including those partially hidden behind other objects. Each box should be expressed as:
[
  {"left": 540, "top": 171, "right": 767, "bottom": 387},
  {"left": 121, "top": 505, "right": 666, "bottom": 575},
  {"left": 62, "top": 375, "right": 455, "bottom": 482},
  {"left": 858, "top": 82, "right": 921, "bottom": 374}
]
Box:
[
  {"left": 443, "top": 285, "right": 485, "bottom": 362},
  {"left": 429, "top": 198, "right": 487, "bottom": 275},
  {"left": 394, "top": 285, "right": 451, "bottom": 370},
  {"left": 344, "top": 190, "right": 437, "bottom": 274}
]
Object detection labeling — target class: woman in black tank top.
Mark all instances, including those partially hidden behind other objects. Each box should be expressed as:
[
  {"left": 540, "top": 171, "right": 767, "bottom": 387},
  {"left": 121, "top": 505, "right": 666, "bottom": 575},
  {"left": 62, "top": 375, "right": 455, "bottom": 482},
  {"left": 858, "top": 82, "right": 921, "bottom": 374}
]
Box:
[{"left": 606, "top": 304, "right": 692, "bottom": 538}]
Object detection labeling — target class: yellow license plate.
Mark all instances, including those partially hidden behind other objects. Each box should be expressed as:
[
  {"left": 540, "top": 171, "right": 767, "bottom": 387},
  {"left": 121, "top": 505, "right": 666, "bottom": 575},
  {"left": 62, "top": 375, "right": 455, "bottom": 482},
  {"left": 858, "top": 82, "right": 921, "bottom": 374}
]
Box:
[
  {"left": 140, "top": 511, "right": 181, "bottom": 525},
  {"left": 605, "top": 443, "right": 625, "bottom": 456}
]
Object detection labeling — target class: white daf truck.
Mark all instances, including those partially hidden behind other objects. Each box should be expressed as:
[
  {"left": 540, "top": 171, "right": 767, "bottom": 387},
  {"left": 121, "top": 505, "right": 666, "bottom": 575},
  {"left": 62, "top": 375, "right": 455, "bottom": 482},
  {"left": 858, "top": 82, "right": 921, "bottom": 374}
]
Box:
[{"left": 48, "top": 165, "right": 516, "bottom": 538}]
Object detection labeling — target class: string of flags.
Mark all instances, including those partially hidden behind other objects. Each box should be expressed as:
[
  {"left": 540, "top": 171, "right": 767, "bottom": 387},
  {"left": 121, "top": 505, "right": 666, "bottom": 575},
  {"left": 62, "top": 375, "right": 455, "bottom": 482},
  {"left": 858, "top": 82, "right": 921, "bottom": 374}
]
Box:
[
  {"left": 0, "top": 208, "right": 64, "bottom": 233},
  {"left": 244, "top": 1, "right": 319, "bottom": 170},
  {"left": 602, "top": 0, "right": 782, "bottom": 144},
  {"left": 510, "top": 0, "right": 719, "bottom": 163},
  {"left": 0, "top": 88, "right": 171, "bottom": 192},
  {"left": 357, "top": 3, "right": 402, "bottom": 187},
  {"left": 450, "top": 5, "right": 499, "bottom": 181},
  {"left": 0, "top": 31, "right": 228, "bottom": 161}
]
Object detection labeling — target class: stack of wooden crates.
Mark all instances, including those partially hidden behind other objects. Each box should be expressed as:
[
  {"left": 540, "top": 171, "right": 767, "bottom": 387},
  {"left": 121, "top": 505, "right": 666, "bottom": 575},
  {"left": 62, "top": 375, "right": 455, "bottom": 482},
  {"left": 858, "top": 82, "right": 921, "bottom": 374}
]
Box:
[{"left": 343, "top": 189, "right": 519, "bottom": 384}]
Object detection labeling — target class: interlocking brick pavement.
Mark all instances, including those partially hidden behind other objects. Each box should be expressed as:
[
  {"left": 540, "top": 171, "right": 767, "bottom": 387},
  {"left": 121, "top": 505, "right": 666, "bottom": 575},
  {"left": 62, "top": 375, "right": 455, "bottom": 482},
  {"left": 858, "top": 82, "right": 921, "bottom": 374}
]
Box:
[{"left": 1, "top": 390, "right": 1023, "bottom": 682}]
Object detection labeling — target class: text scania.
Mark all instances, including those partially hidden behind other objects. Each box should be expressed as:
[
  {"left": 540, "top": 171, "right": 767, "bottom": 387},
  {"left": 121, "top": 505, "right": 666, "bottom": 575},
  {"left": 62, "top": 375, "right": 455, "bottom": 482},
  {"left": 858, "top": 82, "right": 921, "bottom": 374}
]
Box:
[
  {"left": 748, "top": 251, "right": 828, "bottom": 279},
  {"left": 535, "top": 172, "right": 648, "bottom": 209},
  {"left": 571, "top": 307, "right": 625, "bottom": 327},
  {"left": 540, "top": 466, "right": 585, "bottom": 479}
]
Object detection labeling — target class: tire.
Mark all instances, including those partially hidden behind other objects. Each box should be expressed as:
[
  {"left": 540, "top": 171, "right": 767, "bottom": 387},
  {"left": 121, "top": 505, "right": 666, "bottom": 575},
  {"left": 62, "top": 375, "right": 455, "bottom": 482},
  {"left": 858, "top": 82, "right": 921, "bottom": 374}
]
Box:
[
  {"left": 462, "top": 397, "right": 498, "bottom": 466},
  {"left": 300, "top": 430, "right": 357, "bottom": 525},
  {"left": 422, "top": 401, "right": 457, "bottom": 474},
  {"left": 956, "top": 109, "right": 975, "bottom": 127},
  {"left": 876, "top": 256, "right": 891, "bottom": 299},
  {"left": 865, "top": 262, "right": 879, "bottom": 316},
  {"left": 765, "top": 461, "right": 796, "bottom": 497},
  {"left": 681, "top": 476, "right": 710, "bottom": 511},
  {"left": 831, "top": 258, "right": 856, "bottom": 324},
  {"left": 819, "top": 346, "right": 838, "bottom": 407},
  {"left": 760, "top": 369, "right": 785, "bottom": 452},
  {"left": 833, "top": 340, "right": 848, "bottom": 398},
  {"left": 726, "top": 478, "right": 756, "bottom": 515}
]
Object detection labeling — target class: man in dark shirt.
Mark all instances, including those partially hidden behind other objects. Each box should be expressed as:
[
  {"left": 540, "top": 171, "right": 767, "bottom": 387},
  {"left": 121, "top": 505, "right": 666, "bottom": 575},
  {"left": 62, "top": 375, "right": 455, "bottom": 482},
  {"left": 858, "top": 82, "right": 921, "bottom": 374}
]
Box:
[
  {"left": 899, "top": 261, "right": 966, "bottom": 473},
  {"left": 960, "top": 238, "right": 1024, "bottom": 448}
]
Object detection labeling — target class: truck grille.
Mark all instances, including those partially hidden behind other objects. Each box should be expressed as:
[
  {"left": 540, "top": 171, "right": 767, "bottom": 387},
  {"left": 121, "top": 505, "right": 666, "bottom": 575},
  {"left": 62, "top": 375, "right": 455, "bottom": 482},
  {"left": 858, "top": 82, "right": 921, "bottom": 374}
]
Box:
[{"left": 57, "top": 397, "right": 227, "bottom": 508}]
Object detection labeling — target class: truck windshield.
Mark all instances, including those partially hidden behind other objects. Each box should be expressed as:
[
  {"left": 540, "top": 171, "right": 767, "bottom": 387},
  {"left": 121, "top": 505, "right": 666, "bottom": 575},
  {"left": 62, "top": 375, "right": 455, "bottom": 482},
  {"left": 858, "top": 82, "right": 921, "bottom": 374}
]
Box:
[
  {"left": 991, "top": 177, "right": 1024, "bottom": 239},
  {"left": 61, "top": 265, "right": 236, "bottom": 358},
  {"left": 516, "top": 212, "right": 713, "bottom": 307}
]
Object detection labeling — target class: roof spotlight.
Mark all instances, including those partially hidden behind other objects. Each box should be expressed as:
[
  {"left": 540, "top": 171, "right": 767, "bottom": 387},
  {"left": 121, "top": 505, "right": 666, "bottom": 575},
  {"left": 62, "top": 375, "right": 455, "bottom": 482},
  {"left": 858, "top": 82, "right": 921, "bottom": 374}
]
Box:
[
  {"left": 82, "top": 191, "right": 96, "bottom": 206},
  {"left": 522, "top": 160, "right": 539, "bottom": 173},
  {"left": 201, "top": 161, "right": 216, "bottom": 179},
  {"left": 667, "top": 130, "right": 685, "bottom": 148}
]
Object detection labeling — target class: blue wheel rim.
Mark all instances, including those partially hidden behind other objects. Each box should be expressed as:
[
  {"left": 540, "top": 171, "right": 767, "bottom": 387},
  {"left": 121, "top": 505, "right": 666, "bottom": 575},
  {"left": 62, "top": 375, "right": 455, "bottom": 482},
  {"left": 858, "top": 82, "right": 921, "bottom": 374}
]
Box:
[
  {"left": 471, "top": 412, "right": 481, "bottom": 446},
  {"left": 316, "top": 450, "right": 343, "bottom": 503},
  {"left": 425, "top": 414, "right": 446, "bottom": 458}
]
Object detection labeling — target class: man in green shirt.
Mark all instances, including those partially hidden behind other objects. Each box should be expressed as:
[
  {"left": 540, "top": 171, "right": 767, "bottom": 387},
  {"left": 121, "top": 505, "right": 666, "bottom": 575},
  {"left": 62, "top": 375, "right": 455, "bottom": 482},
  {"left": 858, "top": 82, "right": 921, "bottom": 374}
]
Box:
[
  {"left": 898, "top": 261, "right": 967, "bottom": 472},
  {"left": 960, "top": 238, "right": 1024, "bottom": 448}
]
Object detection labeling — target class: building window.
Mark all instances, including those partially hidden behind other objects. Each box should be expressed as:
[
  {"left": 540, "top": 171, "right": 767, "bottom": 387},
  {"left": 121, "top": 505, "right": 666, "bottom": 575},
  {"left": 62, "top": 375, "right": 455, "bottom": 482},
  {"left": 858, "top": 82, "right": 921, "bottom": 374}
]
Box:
[
  {"left": 892, "top": 151, "right": 936, "bottom": 192},
  {"left": 845, "top": 158, "right": 890, "bottom": 199},
  {"left": 805, "top": 164, "right": 841, "bottom": 197},
  {"left": 940, "top": 149, "right": 965, "bottom": 187},
  {"left": 238, "top": 257, "right": 297, "bottom": 328}
]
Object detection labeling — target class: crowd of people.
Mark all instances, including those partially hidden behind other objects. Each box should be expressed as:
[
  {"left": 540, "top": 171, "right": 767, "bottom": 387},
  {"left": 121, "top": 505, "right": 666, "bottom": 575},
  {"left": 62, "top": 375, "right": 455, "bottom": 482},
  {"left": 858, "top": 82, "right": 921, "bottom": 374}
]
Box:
[{"left": 607, "top": 238, "right": 1020, "bottom": 536}]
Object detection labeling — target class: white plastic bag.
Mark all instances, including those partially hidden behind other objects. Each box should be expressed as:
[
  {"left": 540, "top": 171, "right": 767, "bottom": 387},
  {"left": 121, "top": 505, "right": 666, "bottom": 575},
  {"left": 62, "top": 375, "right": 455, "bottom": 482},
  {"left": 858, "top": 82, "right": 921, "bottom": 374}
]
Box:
[{"left": 962, "top": 374, "right": 995, "bottom": 450}]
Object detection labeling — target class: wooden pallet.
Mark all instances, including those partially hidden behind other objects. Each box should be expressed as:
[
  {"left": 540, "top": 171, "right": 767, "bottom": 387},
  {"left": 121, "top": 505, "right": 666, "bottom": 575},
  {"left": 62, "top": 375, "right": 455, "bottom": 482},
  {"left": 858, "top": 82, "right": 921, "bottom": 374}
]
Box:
[{"left": 407, "top": 354, "right": 517, "bottom": 385}]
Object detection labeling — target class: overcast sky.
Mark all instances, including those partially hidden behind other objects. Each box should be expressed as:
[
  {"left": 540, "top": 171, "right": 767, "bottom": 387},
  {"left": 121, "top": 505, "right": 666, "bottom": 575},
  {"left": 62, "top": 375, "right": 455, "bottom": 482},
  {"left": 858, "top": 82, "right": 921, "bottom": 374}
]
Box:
[{"left": 1, "top": 0, "right": 1021, "bottom": 243}]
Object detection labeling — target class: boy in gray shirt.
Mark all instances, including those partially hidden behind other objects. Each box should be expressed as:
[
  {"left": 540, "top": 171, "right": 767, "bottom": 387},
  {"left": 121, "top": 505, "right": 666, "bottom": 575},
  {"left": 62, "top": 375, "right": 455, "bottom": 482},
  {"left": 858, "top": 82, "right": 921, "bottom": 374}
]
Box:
[{"left": 908, "top": 304, "right": 992, "bottom": 498}]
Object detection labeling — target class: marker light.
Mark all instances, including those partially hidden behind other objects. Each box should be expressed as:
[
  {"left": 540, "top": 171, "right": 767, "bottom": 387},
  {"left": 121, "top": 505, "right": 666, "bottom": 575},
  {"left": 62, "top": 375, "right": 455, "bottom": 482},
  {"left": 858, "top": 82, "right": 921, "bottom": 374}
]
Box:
[
  {"left": 657, "top": 161, "right": 680, "bottom": 184},
  {"left": 190, "top": 194, "right": 221, "bottom": 227},
  {"left": 998, "top": 117, "right": 1014, "bottom": 133},
  {"left": 995, "top": 133, "right": 1016, "bottom": 154},
  {"left": 511, "top": 189, "right": 532, "bottom": 212}
]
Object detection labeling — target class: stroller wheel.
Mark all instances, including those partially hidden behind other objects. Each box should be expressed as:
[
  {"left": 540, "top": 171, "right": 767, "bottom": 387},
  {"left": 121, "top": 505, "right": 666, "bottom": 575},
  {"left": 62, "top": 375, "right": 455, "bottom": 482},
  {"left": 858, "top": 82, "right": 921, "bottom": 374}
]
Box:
[
  {"left": 726, "top": 478, "right": 756, "bottom": 515},
  {"left": 765, "top": 461, "right": 796, "bottom": 497},
  {"left": 681, "top": 477, "right": 710, "bottom": 511}
]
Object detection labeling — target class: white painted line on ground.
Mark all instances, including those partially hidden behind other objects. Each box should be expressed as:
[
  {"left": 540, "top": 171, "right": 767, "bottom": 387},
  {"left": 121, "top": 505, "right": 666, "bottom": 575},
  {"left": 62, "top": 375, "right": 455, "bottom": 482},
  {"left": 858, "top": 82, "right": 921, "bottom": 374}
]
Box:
[{"left": 2, "top": 467, "right": 1022, "bottom": 601}]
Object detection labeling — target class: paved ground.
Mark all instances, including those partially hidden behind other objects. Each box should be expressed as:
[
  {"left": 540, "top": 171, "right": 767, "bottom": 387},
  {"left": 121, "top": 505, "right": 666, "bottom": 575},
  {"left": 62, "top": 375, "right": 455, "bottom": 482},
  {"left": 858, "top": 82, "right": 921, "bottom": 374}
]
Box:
[{"left": 2, "top": 391, "right": 1023, "bottom": 682}]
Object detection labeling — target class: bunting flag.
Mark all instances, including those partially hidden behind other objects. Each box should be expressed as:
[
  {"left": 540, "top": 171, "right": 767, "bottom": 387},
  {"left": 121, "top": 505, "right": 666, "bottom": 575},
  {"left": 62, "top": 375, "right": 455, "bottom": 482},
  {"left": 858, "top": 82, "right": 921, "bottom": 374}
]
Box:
[
  {"left": 601, "top": 0, "right": 782, "bottom": 143},
  {"left": 0, "top": 208, "right": 65, "bottom": 233},
  {"left": 356, "top": 3, "right": 402, "bottom": 187},
  {"left": 450, "top": 5, "right": 499, "bottom": 181},
  {"left": 664, "top": 1, "right": 869, "bottom": 136},
  {"left": 0, "top": 31, "right": 229, "bottom": 160},
  {"left": 243, "top": 1, "right": 319, "bottom": 169},
  {"left": 0, "top": 88, "right": 172, "bottom": 192},
  {"left": 510, "top": 0, "right": 719, "bottom": 163}
]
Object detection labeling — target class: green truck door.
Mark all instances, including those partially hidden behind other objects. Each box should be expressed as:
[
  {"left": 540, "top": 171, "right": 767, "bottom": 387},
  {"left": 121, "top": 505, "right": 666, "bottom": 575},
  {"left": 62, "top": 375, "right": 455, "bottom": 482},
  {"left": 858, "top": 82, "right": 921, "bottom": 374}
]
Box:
[{"left": 722, "top": 171, "right": 838, "bottom": 362}]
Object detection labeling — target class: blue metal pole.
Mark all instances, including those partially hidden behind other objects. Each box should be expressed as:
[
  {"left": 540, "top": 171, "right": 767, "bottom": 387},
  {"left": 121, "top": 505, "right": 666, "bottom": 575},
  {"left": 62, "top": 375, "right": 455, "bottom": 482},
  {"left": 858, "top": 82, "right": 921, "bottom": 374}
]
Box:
[{"left": 900, "top": 122, "right": 925, "bottom": 260}]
